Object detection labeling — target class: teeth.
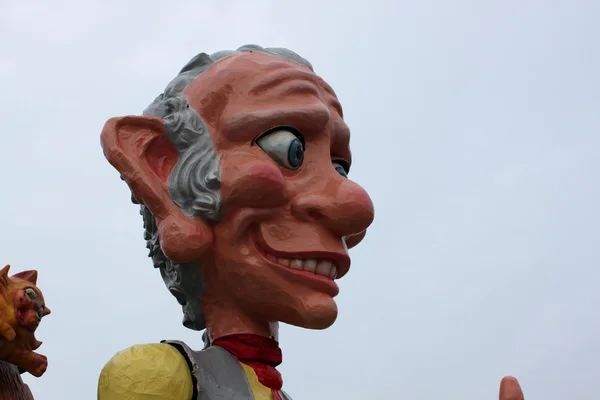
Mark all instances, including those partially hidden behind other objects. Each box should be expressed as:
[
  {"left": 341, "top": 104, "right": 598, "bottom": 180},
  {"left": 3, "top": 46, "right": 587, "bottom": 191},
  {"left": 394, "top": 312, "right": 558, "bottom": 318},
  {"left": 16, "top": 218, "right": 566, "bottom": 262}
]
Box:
[
  {"left": 265, "top": 253, "right": 337, "bottom": 280},
  {"left": 290, "top": 259, "right": 303, "bottom": 270},
  {"left": 316, "top": 260, "right": 333, "bottom": 277},
  {"left": 278, "top": 258, "right": 290, "bottom": 267},
  {"left": 304, "top": 259, "right": 317, "bottom": 273},
  {"left": 329, "top": 266, "right": 337, "bottom": 279}
]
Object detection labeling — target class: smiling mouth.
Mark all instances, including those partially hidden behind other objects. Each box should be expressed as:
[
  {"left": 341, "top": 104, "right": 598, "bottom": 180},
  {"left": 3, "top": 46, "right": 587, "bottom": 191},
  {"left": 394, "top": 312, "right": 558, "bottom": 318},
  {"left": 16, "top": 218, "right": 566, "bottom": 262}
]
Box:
[
  {"left": 266, "top": 252, "right": 338, "bottom": 279},
  {"left": 253, "top": 237, "right": 341, "bottom": 281}
]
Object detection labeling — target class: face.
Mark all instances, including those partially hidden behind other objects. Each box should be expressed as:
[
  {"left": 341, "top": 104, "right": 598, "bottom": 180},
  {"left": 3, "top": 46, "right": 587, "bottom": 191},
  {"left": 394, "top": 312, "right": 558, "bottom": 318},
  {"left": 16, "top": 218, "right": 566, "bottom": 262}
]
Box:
[
  {"left": 183, "top": 53, "right": 375, "bottom": 329},
  {"left": 13, "top": 286, "right": 49, "bottom": 333}
]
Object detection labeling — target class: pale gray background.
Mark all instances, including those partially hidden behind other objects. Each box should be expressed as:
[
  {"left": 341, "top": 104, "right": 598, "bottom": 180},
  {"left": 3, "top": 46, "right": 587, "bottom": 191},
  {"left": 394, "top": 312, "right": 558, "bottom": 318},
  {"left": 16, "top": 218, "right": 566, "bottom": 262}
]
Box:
[{"left": 1, "top": 1, "right": 598, "bottom": 399}]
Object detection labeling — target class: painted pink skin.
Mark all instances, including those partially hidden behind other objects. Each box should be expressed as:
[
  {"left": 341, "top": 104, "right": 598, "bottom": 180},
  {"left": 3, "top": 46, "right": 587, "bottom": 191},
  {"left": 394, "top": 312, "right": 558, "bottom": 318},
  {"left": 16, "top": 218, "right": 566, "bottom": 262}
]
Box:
[
  {"left": 101, "top": 52, "right": 374, "bottom": 341},
  {"left": 186, "top": 53, "right": 374, "bottom": 339}
]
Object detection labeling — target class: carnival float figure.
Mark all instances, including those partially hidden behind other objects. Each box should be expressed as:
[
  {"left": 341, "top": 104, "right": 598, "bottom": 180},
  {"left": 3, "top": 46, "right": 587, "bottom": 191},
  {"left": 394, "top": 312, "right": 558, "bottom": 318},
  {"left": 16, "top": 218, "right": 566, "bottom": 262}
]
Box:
[
  {"left": 0, "top": 265, "right": 50, "bottom": 400},
  {"left": 98, "top": 45, "right": 525, "bottom": 400}
]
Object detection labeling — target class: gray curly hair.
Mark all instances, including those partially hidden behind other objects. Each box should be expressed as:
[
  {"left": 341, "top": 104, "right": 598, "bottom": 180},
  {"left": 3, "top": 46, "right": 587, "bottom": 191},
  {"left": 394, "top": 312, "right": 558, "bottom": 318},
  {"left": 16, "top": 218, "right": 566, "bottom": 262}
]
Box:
[{"left": 125, "top": 45, "right": 313, "bottom": 332}]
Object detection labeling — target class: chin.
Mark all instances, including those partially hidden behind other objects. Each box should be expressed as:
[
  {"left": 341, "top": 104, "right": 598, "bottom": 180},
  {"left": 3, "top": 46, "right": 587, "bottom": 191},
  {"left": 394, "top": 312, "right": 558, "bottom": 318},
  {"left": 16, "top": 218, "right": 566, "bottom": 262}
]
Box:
[{"left": 280, "top": 295, "right": 339, "bottom": 330}]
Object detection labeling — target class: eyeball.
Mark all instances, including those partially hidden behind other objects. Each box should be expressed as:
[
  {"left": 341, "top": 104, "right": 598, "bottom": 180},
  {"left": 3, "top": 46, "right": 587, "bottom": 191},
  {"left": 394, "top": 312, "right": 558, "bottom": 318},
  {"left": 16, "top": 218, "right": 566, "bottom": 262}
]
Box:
[
  {"left": 25, "top": 288, "right": 36, "bottom": 299},
  {"left": 332, "top": 161, "right": 348, "bottom": 178},
  {"left": 256, "top": 129, "right": 305, "bottom": 170}
]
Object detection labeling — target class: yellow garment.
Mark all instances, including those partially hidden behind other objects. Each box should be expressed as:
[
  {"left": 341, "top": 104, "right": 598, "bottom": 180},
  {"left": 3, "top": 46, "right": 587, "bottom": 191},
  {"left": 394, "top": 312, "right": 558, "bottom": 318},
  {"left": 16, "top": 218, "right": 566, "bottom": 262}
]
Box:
[
  {"left": 240, "top": 363, "right": 280, "bottom": 400},
  {"left": 98, "top": 343, "right": 283, "bottom": 400},
  {"left": 97, "top": 343, "right": 194, "bottom": 400}
]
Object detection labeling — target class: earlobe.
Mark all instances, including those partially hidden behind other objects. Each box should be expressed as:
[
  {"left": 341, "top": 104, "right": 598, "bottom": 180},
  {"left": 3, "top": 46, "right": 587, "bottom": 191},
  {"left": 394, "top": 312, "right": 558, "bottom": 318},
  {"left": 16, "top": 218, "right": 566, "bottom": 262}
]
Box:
[{"left": 101, "top": 116, "right": 213, "bottom": 262}]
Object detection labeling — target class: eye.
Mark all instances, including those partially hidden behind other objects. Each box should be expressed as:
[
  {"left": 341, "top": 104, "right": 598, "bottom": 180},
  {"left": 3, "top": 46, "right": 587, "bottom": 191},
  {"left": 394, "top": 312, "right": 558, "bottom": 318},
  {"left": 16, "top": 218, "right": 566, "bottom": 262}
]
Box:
[
  {"left": 256, "top": 128, "right": 305, "bottom": 170},
  {"left": 332, "top": 161, "right": 349, "bottom": 178},
  {"left": 37, "top": 308, "right": 44, "bottom": 320},
  {"left": 25, "top": 288, "right": 36, "bottom": 299}
]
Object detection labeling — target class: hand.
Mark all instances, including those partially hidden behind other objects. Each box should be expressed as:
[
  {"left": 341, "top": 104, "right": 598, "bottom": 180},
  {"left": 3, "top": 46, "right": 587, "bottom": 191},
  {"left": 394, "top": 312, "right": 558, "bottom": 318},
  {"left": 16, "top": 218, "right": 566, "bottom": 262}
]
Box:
[{"left": 499, "top": 376, "right": 524, "bottom": 400}]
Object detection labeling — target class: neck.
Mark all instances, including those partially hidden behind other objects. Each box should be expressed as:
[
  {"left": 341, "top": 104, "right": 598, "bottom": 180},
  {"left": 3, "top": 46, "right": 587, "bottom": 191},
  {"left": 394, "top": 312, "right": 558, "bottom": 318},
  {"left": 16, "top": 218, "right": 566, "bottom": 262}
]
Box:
[{"left": 202, "top": 293, "right": 279, "bottom": 342}]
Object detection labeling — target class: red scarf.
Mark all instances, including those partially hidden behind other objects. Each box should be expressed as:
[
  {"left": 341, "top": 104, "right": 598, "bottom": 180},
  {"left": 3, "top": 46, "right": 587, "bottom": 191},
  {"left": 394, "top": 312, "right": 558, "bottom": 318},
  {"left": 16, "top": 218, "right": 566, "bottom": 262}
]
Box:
[{"left": 212, "top": 334, "right": 284, "bottom": 400}]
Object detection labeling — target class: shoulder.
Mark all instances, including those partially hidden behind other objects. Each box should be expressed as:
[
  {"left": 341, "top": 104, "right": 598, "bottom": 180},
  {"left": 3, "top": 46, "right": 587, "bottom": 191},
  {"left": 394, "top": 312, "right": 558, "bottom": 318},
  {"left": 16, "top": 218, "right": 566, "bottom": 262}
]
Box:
[{"left": 98, "top": 343, "right": 194, "bottom": 400}]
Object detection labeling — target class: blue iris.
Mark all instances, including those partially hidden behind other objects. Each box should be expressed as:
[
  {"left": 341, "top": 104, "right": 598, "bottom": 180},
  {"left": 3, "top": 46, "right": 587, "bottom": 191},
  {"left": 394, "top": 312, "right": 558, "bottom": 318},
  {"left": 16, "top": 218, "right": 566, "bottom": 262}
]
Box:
[
  {"left": 288, "top": 139, "right": 304, "bottom": 168},
  {"left": 335, "top": 165, "right": 348, "bottom": 178}
]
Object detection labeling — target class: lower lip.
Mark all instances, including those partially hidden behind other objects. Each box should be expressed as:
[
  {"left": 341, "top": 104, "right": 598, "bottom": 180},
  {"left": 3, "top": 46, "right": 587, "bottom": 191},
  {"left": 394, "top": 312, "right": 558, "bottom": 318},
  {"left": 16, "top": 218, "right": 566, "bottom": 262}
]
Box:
[
  {"left": 272, "top": 262, "right": 340, "bottom": 296},
  {"left": 254, "top": 240, "right": 340, "bottom": 296}
]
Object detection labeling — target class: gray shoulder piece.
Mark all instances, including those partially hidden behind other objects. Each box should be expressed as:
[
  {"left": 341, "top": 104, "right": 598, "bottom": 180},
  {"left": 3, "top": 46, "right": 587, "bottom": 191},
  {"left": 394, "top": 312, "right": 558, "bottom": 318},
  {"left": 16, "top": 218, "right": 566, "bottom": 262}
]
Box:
[
  {"left": 162, "top": 340, "right": 200, "bottom": 399},
  {"left": 162, "top": 340, "right": 255, "bottom": 400},
  {"left": 281, "top": 390, "right": 294, "bottom": 400}
]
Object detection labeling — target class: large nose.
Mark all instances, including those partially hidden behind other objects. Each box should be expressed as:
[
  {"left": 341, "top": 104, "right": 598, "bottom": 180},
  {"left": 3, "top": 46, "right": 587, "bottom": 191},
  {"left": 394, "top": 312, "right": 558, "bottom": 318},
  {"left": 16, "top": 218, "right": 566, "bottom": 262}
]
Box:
[{"left": 291, "top": 177, "right": 375, "bottom": 241}]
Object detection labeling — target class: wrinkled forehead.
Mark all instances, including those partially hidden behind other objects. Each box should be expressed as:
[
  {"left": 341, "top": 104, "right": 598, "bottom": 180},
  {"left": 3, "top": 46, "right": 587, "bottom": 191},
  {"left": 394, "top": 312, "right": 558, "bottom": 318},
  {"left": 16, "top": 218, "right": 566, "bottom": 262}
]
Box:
[{"left": 182, "top": 52, "right": 344, "bottom": 126}]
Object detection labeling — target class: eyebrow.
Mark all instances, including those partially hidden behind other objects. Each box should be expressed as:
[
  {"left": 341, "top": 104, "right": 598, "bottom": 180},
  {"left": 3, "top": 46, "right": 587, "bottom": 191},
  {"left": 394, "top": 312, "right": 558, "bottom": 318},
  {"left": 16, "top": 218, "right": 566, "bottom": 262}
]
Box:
[
  {"left": 328, "top": 97, "right": 344, "bottom": 118},
  {"left": 317, "top": 80, "right": 344, "bottom": 117},
  {"left": 331, "top": 119, "right": 352, "bottom": 165},
  {"left": 222, "top": 104, "right": 332, "bottom": 139}
]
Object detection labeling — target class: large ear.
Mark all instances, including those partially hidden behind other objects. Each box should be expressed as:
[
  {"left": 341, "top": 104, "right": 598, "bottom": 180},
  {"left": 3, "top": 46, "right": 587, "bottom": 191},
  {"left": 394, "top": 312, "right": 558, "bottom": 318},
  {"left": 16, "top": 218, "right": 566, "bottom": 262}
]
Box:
[
  {"left": 101, "top": 116, "right": 213, "bottom": 262},
  {"left": 13, "top": 270, "right": 37, "bottom": 285}
]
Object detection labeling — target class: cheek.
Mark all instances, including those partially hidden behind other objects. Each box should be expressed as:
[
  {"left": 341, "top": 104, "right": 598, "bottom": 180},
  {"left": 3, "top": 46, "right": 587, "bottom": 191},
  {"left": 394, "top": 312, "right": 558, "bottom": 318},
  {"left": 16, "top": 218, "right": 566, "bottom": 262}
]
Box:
[
  {"left": 221, "top": 158, "right": 287, "bottom": 208},
  {"left": 21, "top": 310, "right": 35, "bottom": 323},
  {"left": 16, "top": 295, "right": 29, "bottom": 308}
]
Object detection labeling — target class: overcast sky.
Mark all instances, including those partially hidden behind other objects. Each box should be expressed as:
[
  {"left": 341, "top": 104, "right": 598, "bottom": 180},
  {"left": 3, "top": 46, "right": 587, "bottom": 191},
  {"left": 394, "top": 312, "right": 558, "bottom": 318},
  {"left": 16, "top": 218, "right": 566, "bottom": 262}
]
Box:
[{"left": 1, "top": 1, "right": 598, "bottom": 399}]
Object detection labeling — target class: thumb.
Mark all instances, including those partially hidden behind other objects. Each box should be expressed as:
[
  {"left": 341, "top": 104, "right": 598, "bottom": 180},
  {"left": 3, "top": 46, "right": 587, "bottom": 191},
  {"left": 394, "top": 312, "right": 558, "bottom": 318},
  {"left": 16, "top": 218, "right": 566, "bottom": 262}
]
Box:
[{"left": 499, "top": 376, "right": 524, "bottom": 400}]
